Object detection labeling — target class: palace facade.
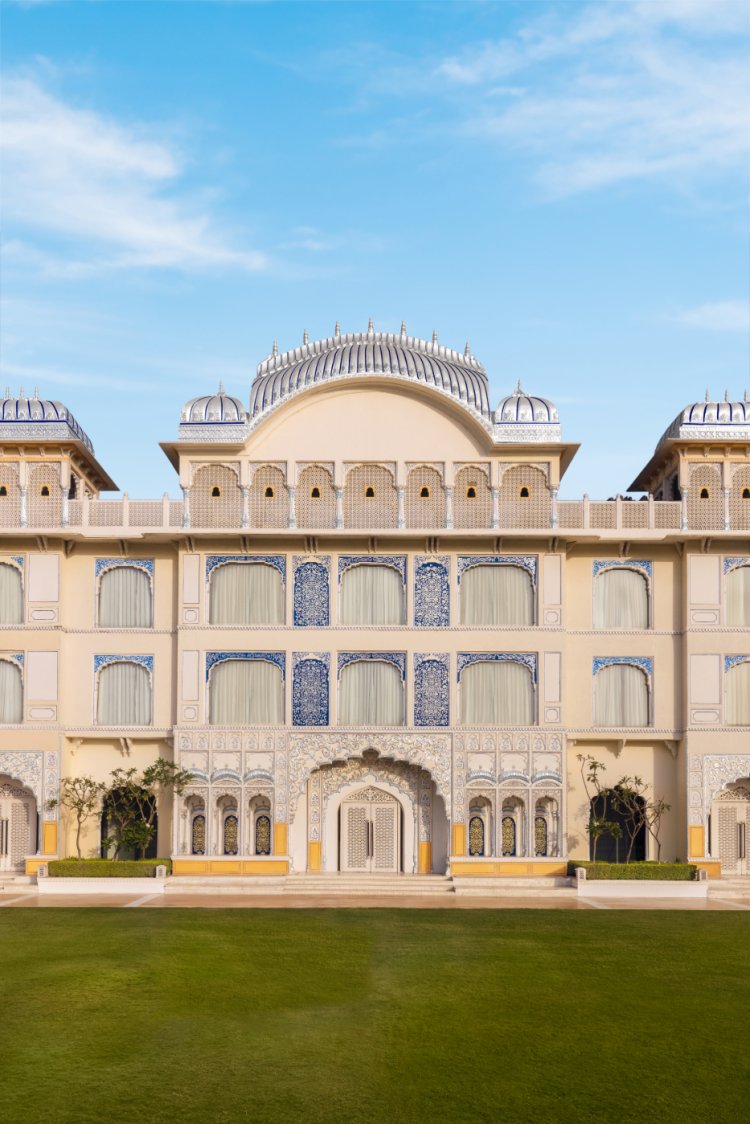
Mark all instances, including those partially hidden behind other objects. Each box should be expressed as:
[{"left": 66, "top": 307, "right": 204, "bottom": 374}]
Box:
[{"left": 0, "top": 323, "right": 749, "bottom": 879}]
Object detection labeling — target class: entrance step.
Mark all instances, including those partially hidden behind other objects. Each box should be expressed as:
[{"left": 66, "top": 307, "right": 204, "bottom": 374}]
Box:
[
  {"left": 0, "top": 874, "right": 35, "bottom": 891},
  {"left": 452, "top": 876, "right": 573, "bottom": 895},
  {"left": 164, "top": 876, "right": 287, "bottom": 895},
  {"left": 708, "top": 877, "right": 750, "bottom": 898},
  {"left": 285, "top": 874, "right": 455, "bottom": 896}
]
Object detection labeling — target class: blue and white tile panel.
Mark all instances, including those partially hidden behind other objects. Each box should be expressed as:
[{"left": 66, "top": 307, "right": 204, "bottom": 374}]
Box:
[
  {"left": 205, "top": 554, "right": 286, "bottom": 582},
  {"left": 95, "top": 558, "right": 154, "bottom": 578},
  {"left": 414, "top": 556, "right": 450, "bottom": 628},
  {"left": 337, "top": 555, "right": 407, "bottom": 583},
  {"left": 457, "top": 554, "right": 537, "bottom": 586},
  {"left": 723, "top": 556, "right": 749, "bottom": 574},
  {"left": 725, "top": 655, "right": 750, "bottom": 671},
  {"left": 457, "top": 652, "right": 537, "bottom": 681},
  {"left": 205, "top": 651, "right": 286, "bottom": 680},
  {"left": 593, "top": 656, "right": 653, "bottom": 683},
  {"left": 293, "top": 556, "right": 330, "bottom": 627},
  {"left": 414, "top": 653, "right": 449, "bottom": 726},
  {"left": 292, "top": 652, "right": 330, "bottom": 726},
  {"left": 593, "top": 559, "right": 652, "bottom": 583},
  {"left": 337, "top": 651, "right": 406, "bottom": 679},
  {"left": 94, "top": 654, "right": 153, "bottom": 673}
]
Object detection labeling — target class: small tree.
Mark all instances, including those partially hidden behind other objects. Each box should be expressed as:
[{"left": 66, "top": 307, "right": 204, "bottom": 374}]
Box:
[
  {"left": 104, "top": 759, "right": 194, "bottom": 859},
  {"left": 50, "top": 776, "right": 106, "bottom": 859},
  {"left": 578, "top": 755, "right": 671, "bottom": 863},
  {"left": 645, "top": 795, "right": 671, "bottom": 861}
]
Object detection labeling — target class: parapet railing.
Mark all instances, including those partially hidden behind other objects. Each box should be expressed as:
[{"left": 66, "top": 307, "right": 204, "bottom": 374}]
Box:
[{"left": 1, "top": 494, "right": 748, "bottom": 533}]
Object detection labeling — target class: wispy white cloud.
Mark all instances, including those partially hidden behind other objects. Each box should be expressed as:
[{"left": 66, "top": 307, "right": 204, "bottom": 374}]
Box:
[
  {"left": 1, "top": 75, "right": 269, "bottom": 275},
  {"left": 671, "top": 300, "right": 750, "bottom": 332}
]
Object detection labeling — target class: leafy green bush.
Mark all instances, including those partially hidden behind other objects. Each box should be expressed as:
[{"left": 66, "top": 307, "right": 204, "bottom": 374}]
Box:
[
  {"left": 567, "top": 861, "right": 697, "bottom": 881},
  {"left": 48, "top": 858, "right": 172, "bottom": 878}
]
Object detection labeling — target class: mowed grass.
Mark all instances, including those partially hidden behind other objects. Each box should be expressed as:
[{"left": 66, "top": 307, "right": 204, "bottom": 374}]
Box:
[{"left": 1, "top": 910, "right": 748, "bottom": 1123}]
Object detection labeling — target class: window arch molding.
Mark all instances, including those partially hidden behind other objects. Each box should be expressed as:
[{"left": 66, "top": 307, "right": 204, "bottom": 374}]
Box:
[
  {"left": 0, "top": 654, "right": 23, "bottom": 724},
  {"left": 592, "top": 657, "right": 651, "bottom": 728}
]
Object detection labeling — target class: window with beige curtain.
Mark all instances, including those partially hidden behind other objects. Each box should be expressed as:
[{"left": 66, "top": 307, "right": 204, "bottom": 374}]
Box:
[
  {"left": 726, "top": 661, "right": 750, "bottom": 725},
  {"left": 0, "top": 659, "right": 22, "bottom": 723},
  {"left": 594, "top": 568, "right": 648, "bottom": 629},
  {"left": 460, "top": 564, "right": 534, "bottom": 626},
  {"left": 0, "top": 563, "right": 23, "bottom": 625},
  {"left": 209, "top": 658, "right": 283, "bottom": 724},
  {"left": 726, "top": 566, "right": 750, "bottom": 627},
  {"left": 459, "top": 660, "right": 534, "bottom": 725},
  {"left": 96, "top": 661, "right": 151, "bottom": 725},
  {"left": 98, "top": 566, "right": 152, "bottom": 628},
  {"left": 339, "top": 564, "right": 405, "bottom": 625},
  {"left": 594, "top": 663, "right": 648, "bottom": 726},
  {"left": 339, "top": 660, "right": 404, "bottom": 725},
  {"left": 209, "top": 562, "right": 284, "bottom": 625}
]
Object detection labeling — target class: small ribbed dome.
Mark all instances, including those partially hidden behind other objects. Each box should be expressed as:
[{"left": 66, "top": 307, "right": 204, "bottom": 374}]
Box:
[
  {"left": 180, "top": 386, "right": 247, "bottom": 425},
  {"left": 250, "top": 325, "right": 491, "bottom": 419},
  {"left": 0, "top": 391, "right": 94, "bottom": 452},
  {"left": 660, "top": 392, "right": 750, "bottom": 445},
  {"left": 494, "top": 384, "right": 559, "bottom": 425}
]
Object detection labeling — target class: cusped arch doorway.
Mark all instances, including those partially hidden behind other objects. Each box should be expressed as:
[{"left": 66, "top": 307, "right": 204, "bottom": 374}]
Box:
[
  {"left": 340, "top": 786, "right": 401, "bottom": 873},
  {"left": 0, "top": 775, "right": 37, "bottom": 873}
]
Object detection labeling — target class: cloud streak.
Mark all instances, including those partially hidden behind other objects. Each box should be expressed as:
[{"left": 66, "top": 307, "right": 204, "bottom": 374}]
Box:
[
  {"left": 1, "top": 75, "right": 269, "bottom": 275},
  {"left": 671, "top": 300, "right": 750, "bottom": 332}
]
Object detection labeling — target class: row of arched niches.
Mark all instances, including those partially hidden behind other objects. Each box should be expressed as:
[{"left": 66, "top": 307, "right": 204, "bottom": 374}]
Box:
[{"left": 188, "top": 462, "right": 553, "bottom": 530}]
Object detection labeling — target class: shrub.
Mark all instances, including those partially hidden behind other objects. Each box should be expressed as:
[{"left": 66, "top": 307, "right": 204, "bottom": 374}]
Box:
[
  {"left": 567, "top": 861, "right": 697, "bottom": 881},
  {"left": 48, "top": 858, "right": 172, "bottom": 878}
]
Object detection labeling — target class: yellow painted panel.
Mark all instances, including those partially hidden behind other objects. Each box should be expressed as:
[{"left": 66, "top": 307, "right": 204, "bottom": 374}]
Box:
[
  {"left": 25, "top": 856, "right": 58, "bottom": 875},
  {"left": 273, "top": 821, "right": 288, "bottom": 856},
  {"left": 41, "top": 821, "right": 58, "bottom": 855},
  {"left": 693, "top": 860, "right": 722, "bottom": 879},
  {"left": 172, "top": 860, "right": 210, "bottom": 875},
  {"left": 450, "top": 860, "right": 567, "bottom": 878},
  {"left": 212, "top": 861, "right": 242, "bottom": 875},
  {"left": 451, "top": 823, "right": 466, "bottom": 856},
  {"left": 307, "top": 841, "right": 322, "bottom": 872},
  {"left": 688, "top": 825, "right": 705, "bottom": 858},
  {"left": 418, "top": 841, "right": 432, "bottom": 875},
  {"left": 171, "top": 858, "right": 289, "bottom": 876},
  {"left": 240, "top": 860, "right": 288, "bottom": 875}
]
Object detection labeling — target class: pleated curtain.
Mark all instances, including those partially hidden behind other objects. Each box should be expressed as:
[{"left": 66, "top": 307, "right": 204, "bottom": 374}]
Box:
[
  {"left": 339, "top": 564, "right": 405, "bottom": 625},
  {"left": 0, "top": 563, "right": 23, "bottom": 624},
  {"left": 339, "top": 660, "right": 404, "bottom": 725},
  {"left": 726, "top": 661, "right": 750, "bottom": 725},
  {"left": 0, "top": 660, "right": 22, "bottom": 723},
  {"left": 594, "top": 569, "right": 648, "bottom": 629},
  {"left": 209, "top": 563, "right": 284, "bottom": 625},
  {"left": 96, "top": 662, "right": 151, "bottom": 725},
  {"left": 594, "top": 664, "right": 648, "bottom": 726},
  {"left": 459, "top": 660, "right": 534, "bottom": 725},
  {"left": 726, "top": 566, "right": 750, "bottom": 627},
  {"left": 460, "top": 564, "right": 534, "bottom": 626},
  {"left": 99, "top": 567, "right": 152, "bottom": 628},
  {"left": 209, "top": 659, "right": 283, "bottom": 724}
]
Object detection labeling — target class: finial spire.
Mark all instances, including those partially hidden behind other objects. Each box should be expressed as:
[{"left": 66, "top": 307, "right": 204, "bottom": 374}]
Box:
[
  {"left": 516, "top": 378, "right": 523, "bottom": 393},
  {"left": 33, "top": 385, "right": 39, "bottom": 399},
  {"left": 400, "top": 320, "right": 407, "bottom": 336},
  {"left": 464, "top": 340, "right": 471, "bottom": 358},
  {"left": 334, "top": 321, "right": 341, "bottom": 338},
  {"left": 705, "top": 388, "right": 710, "bottom": 402},
  {"left": 272, "top": 339, "right": 278, "bottom": 356},
  {"left": 303, "top": 329, "right": 309, "bottom": 345},
  {"left": 432, "top": 330, "right": 438, "bottom": 345},
  {"left": 367, "top": 317, "right": 374, "bottom": 335},
  {"left": 724, "top": 388, "right": 729, "bottom": 402},
  {"left": 19, "top": 386, "right": 24, "bottom": 398},
  {"left": 218, "top": 380, "right": 224, "bottom": 394}
]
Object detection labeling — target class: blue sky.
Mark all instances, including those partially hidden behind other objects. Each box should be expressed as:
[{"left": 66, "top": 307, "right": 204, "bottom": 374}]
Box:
[{"left": 2, "top": 0, "right": 748, "bottom": 498}]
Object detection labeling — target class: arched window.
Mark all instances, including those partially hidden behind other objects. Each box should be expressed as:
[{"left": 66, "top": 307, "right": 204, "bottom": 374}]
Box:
[
  {"left": 687, "top": 465, "right": 722, "bottom": 530},
  {"left": 726, "top": 565, "right": 750, "bottom": 627},
  {"left": 460, "top": 659, "right": 534, "bottom": 725},
  {"left": 468, "top": 797, "right": 492, "bottom": 857},
  {"left": 209, "top": 658, "right": 283, "bottom": 725},
  {"left": 96, "top": 661, "right": 152, "bottom": 725},
  {"left": 501, "top": 798, "right": 524, "bottom": 856},
  {"left": 343, "top": 465, "right": 397, "bottom": 528},
  {"left": 27, "top": 465, "right": 62, "bottom": 527},
  {"left": 295, "top": 465, "right": 336, "bottom": 528},
  {"left": 534, "top": 797, "right": 558, "bottom": 857},
  {"left": 499, "top": 465, "right": 550, "bottom": 529},
  {"left": 460, "top": 563, "right": 534, "bottom": 626},
  {"left": 223, "top": 812, "right": 239, "bottom": 855},
  {"left": 339, "top": 659, "right": 404, "bottom": 726},
  {"left": 0, "top": 562, "right": 23, "bottom": 625},
  {"left": 98, "top": 565, "right": 152, "bottom": 628},
  {"left": 726, "top": 660, "right": 750, "bottom": 726},
  {"left": 209, "top": 562, "right": 284, "bottom": 625},
  {"left": 593, "top": 566, "right": 649, "bottom": 629},
  {"left": 0, "top": 659, "right": 22, "bottom": 723},
  {"left": 191, "top": 813, "right": 206, "bottom": 855},
  {"left": 249, "top": 466, "right": 288, "bottom": 528},
  {"left": 255, "top": 812, "right": 272, "bottom": 855},
  {"left": 405, "top": 466, "right": 445, "bottom": 528},
  {"left": 339, "top": 563, "right": 405, "bottom": 625},
  {"left": 191, "top": 465, "right": 242, "bottom": 528},
  {"left": 453, "top": 466, "right": 491, "bottom": 528},
  {"left": 730, "top": 466, "right": 750, "bottom": 530},
  {"left": 594, "top": 663, "right": 649, "bottom": 727}
]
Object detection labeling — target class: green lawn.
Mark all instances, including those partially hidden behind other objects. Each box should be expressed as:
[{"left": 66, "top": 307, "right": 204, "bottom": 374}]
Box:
[{"left": 1, "top": 910, "right": 747, "bottom": 1123}]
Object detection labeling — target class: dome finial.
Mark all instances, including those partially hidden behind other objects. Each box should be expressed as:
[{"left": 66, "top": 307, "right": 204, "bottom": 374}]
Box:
[
  {"left": 272, "top": 339, "right": 278, "bottom": 356},
  {"left": 303, "top": 328, "right": 309, "bottom": 345},
  {"left": 516, "top": 378, "right": 523, "bottom": 393},
  {"left": 34, "top": 385, "right": 39, "bottom": 399},
  {"left": 334, "top": 320, "right": 341, "bottom": 339},
  {"left": 724, "top": 388, "right": 729, "bottom": 402},
  {"left": 464, "top": 340, "right": 471, "bottom": 358},
  {"left": 218, "top": 380, "right": 224, "bottom": 394},
  {"left": 432, "top": 330, "right": 438, "bottom": 345},
  {"left": 400, "top": 320, "right": 406, "bottom": 337},
  {"left": 367, "top": 317, "right": 374, "bottom": 336},
  {"left": 19, "top": 386, "right": 24, "bottom": 398},
  {"left": 705, "top": 387, "right": 710, "bottom": 402}
]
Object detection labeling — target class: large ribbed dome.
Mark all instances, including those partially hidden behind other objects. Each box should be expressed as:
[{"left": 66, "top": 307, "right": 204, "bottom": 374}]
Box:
[
  {"left": 0, "top": 391, "right": 94, "bottom": 452},
  {"left": 659, "top": 392, "right": 750, "bottom": 445},
  {"left": 250, "top": 324, "right": 491, "bottom": 419}
]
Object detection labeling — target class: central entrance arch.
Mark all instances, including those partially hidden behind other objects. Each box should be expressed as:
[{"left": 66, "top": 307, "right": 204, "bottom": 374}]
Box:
[{"left": 340, "top": 786, "right": 401, "bottom": 873}]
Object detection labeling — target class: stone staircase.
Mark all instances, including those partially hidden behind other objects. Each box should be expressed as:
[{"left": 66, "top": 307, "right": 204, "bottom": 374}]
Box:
[
  {"left": 708, "top": 876, "right": 750, "bottom": 899},
  {"left": 452, "top": 876, "right": 572, "bottom": 896},
  {"left": 284, "top": 873, "right": 455, "bottom": 896}
]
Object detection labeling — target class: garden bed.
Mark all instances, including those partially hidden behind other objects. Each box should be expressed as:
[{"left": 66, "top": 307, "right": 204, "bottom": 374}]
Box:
[
  {"left": 568, "top": 861, "right": 698, "bottom": 881},
  {"left": 47, "top": 858, "right": 172, "bottom": 878},
  {"left": 570, "top": 861, "right": 707, "bottom": 899}
]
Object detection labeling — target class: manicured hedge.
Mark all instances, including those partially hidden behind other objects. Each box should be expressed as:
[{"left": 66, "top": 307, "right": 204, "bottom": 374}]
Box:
[
  {"left": 567, "top": 861, "right": 697, "bottom": 881},
  {"left": 48, "top": 859, "right": 172, "bottom": 878}
]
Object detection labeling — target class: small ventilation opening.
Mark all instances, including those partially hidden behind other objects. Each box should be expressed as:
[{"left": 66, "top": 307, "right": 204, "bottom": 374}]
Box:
[
  {"left": 40, "top": 485, "right": 50, "bottom": 497},
  {"left": 743, "top": 488, "right": 750, "bottom": 500},
  {"left": 310, "top": 486, "right": 321, "bottom": 498},
  {"left": 0, "top": 486, "right": 7, "bottom": 498},
  {"left": 700, "top": 487, "right": 710, "bottom": 499},
  {"left": 466, "top": 486, "right": 477, "bottom": 499},
  {"left": 211, "top": 485, "right": 221, "bottom": 498},
  {"left": 519, "top": 486, "right": 530, "bottom": 498},
  {"left": 264, "top": 486, "right": 275, "bottom": 498},
  {"left": 420, "top": 486, "right": 430, "bottom": 498},
  {"left": 365, "top": 486, "right": 375, "bottom": 498}
]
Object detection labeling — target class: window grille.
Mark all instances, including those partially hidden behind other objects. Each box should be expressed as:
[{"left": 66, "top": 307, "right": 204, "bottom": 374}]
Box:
[
  {"left": 468, "top": 815, "right": 485, "bottom": 856},
  {"left": 249, "top": 466, "right": 288, "bottom": 528},
  {"left": 27, "top": 464, "right": 62, "bottom": 527},
  {"left": 223, "top": 813, "right": 239, "bottom": 855},
  {"left": 191, "top": 465, "right": 242, "bottom": 528},
  {"left": 191, "top": 814, "right": 206, "bottom": 855},
  {"left": 452, "top": 465, "right": 491, "bottom": 528},
  {"left": 687, "top": 464, "right": 722, "bottom": 530},
  {"left": 255, "top": 813, "right": 271, "bottom": 855},
  {"left": 730, "top": 467, "right": 750, "bottom": 530},
  {"left": 296, "top": 465, "right": 336, "bottom": 528},
  {"left": 405, "top": 466, "right": 445, "bottom": 528},
  {"left": 343, "top": 465, "right": 397, "bottom": 529},
  {"left": 498, "top": 465, "right": 550, "bottom": 529}
]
